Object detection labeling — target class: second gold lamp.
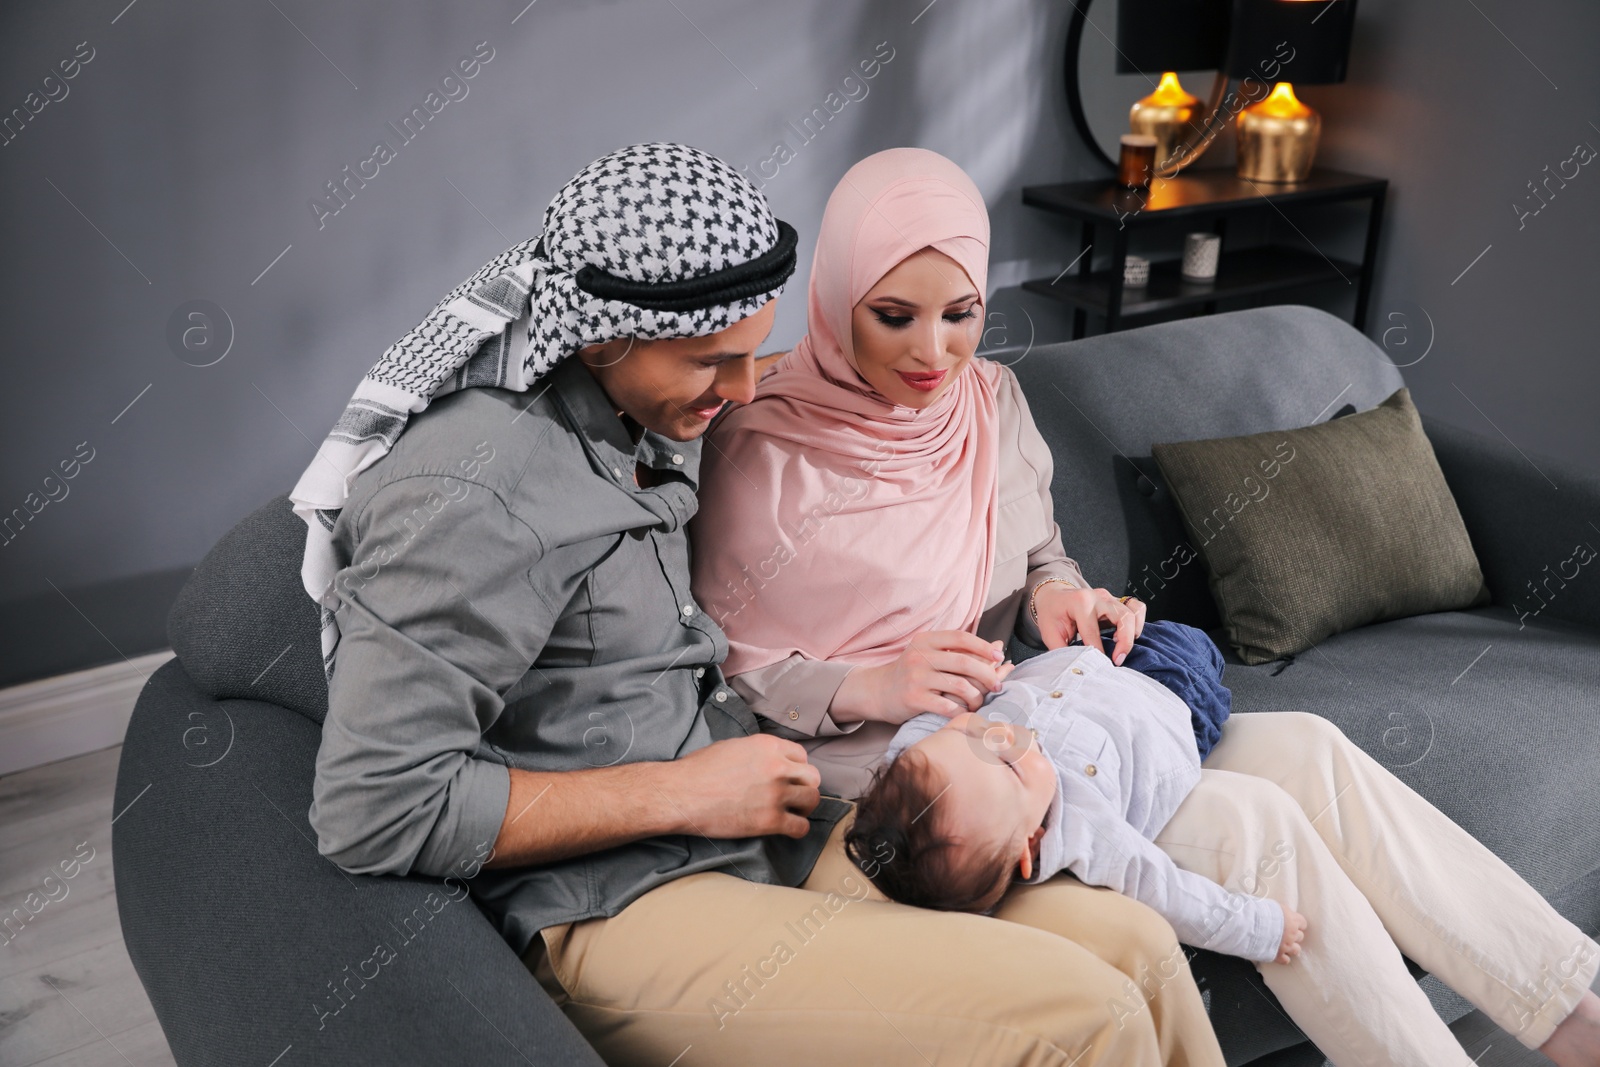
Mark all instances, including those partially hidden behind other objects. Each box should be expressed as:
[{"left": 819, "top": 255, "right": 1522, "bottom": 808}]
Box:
[{"left": 1113, "top": 0, "right": 1358, "bottom": 182}]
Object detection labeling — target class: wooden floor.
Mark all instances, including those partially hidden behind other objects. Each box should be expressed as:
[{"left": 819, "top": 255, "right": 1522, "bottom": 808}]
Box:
[
  {"left": 0, "top": 745, "right": 1582, "bottom": 1067},
  {"left": 1, "top": 746, "right": 175, "bottom": 1067}
]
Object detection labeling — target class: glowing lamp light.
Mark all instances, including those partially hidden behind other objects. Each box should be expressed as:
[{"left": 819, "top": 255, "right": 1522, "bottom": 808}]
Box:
[
  {"left": 1236, "top": 81, "right": 1322, "bottom": 183},
  {"left": 1129, "top": 72, "right": 1204, "bottom": 173}
]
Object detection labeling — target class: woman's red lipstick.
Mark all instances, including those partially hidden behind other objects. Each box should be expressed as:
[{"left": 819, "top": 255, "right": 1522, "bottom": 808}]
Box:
[{"left": 896, "top": 368, "right": 947, "bottom": 392}]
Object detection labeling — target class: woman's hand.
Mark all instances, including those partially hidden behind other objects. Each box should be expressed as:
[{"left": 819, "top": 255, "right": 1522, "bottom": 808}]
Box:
[
  {"left": 830, "top": 630, "right": 1014, "bottom": 726},
  {"left": 1033, "top": 583, "right": 1147, "bottom": 665}
]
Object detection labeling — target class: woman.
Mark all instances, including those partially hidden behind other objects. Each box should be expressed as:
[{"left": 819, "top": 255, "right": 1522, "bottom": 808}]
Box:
[{"left": 690, "top": 147, "right": 1600, "bottom": 1065}]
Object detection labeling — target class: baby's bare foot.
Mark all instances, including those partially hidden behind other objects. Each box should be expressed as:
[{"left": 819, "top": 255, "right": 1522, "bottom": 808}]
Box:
[{"left": 1540, "top": 990, "right": 1600, "bottom": 1067}]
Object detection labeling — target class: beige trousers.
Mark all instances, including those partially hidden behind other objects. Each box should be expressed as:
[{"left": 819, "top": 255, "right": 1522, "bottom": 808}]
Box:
[
  {"left": 525, "top": 817, "right": 1226, "bottom": 1066},
  {"left": 525, "top": 711, "right": 1597, "bottom": 1066},
  {"left": 1156, "top": 712, "right": 1599, "bottom": 1066}
]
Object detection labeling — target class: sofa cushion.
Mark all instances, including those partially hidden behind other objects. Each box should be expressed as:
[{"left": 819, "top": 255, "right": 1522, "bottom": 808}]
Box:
[
  {"left": 1009, "top": 305, "right": 1406, "bottom": 625},
  {"left": 1107, "top": 396, "right": 1358, "bottom": 636},
  {"left": 167, "top": 495, "right": 329, "bottom": 723},
  {"left": 1152, "top": 387, "right": 1490, "bottom": 664}
]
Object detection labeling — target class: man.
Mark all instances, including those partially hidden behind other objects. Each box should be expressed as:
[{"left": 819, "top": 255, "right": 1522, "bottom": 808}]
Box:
[{"left": 300, "top": 143, "right": 1223, "bottom": 1065}]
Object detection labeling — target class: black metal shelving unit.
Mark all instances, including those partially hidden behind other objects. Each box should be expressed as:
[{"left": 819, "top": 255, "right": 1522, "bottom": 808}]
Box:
[{"left": 1021, "top": 167, "right": 1387, "bottom": 338}]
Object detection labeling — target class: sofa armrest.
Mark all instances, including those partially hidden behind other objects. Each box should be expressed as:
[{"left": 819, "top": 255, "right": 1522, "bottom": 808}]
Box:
[
  {"left": 114, "top": 659, "right": 603, "bottom": 1067},
  {"left": 1423, "top": 414, "right": 1600, "bottom": 633}
]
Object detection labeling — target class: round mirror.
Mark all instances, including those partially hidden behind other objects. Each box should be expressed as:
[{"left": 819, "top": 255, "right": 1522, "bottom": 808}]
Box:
[{"left": 1067, "top": 0, "right": 1225, "bottom": 172}]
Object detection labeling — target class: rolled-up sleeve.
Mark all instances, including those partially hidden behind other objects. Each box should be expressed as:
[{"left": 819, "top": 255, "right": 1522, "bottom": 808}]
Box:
[{"left": 309, "top": 474, "right": 553, "bottom": 879}]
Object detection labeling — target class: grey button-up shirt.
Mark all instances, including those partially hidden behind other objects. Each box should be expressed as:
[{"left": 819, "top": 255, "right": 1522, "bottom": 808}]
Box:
[
  {"left": 884, "top": 644, "right": 1283, "bottom": 962},
  {"left": 309, "top": 355, "right": 846, "bottom": 957}
]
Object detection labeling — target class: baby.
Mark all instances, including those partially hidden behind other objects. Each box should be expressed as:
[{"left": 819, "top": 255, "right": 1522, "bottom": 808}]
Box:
[{"left": 843, "top": 620, "right": 1308, "bottom": 966}]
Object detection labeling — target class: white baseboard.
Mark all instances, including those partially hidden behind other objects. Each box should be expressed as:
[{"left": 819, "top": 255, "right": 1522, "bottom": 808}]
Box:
[{"left": 0, "top": 651, "right": 175, "bottom": 776}]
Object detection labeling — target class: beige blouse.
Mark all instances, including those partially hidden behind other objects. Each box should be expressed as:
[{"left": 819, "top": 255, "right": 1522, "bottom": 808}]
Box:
[{"left": 725, "top": 362, "right": 1090, "bottom": 800}]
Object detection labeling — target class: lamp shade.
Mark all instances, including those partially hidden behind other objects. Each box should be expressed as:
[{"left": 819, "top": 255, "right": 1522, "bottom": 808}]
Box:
[
  {"left": 1226, "top": 0, "right": 1357, "bottom": 84},
  {"left": 1115, "top": 0, "right": 1231, "bottom": 74}
]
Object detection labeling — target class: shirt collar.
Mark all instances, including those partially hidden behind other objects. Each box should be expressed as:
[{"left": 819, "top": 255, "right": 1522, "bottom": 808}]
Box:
[{"left": 548, "top": 355, "right": 705, "bottom": 488}]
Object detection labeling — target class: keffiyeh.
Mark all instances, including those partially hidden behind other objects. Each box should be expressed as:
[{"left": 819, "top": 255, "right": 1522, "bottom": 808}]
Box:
[{"left": 291, "top": 142, "right": 797, "bottom": 674}]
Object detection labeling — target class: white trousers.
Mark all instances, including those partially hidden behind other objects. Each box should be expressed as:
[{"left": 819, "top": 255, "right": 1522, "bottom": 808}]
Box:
[{"left": 1153, "top": 712, "right": 1599, "bottom": 1066}]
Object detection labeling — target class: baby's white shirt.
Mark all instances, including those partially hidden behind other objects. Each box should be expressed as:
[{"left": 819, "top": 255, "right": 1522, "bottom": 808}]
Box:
[{"left": 885, "top": 644, "right": 1284, "bottom": 962}]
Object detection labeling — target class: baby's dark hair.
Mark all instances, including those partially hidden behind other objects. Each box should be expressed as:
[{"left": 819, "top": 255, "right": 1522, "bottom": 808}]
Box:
[{"left": 843, "top": 747, "right": 1018, "bottom": 915}]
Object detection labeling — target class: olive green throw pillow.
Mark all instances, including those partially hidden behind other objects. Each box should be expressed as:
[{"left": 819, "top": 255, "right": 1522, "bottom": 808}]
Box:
[{"left": 1151, "top": 387, "right": 1489, "bottom": 665}]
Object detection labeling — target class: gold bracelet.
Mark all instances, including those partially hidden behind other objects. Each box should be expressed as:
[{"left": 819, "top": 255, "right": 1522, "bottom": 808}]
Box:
[{"left": 1028, "top": 576, "right": 1080, "bottom": 622}]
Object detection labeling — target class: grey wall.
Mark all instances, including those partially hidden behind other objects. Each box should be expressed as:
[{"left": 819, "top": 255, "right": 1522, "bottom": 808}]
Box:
[{"left": 2, "top": 0, "right": 1596, "bottom": 686}]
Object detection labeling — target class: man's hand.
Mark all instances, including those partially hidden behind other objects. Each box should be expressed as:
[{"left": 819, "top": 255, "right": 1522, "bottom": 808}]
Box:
[
  {"left": 1033, "top": 583, "right": 1146, "bottom": 665},
  {"left": 1274, "top": 901, "right": 1309, "bottom": 964},
  {"left": 660, "top": 734, "right": 820, "bottom": 839},
  {"left": 484, "top": 734, "right": 820, "bottom": 870}
]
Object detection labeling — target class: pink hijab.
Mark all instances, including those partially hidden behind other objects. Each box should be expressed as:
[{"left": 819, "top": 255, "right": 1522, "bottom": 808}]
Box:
[{"left": 690, "top": 147, "right": 1005, "bottom": 677}]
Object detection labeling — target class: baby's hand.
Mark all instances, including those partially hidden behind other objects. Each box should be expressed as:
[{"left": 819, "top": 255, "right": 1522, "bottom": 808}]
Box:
[{"left": 1274, "top": 901, "right": 1308, "bottom": 964}]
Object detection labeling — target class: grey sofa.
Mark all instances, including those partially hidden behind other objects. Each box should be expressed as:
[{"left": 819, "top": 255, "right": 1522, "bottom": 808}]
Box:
[{"left": 115, "top": 305, "right": 1600, "bottom": 1065}]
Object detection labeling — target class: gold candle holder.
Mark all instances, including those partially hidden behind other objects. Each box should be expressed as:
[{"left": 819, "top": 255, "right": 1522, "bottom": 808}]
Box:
[
  {"left": 1129, "top": 72, "right": 1202, "bottom": 174},
  {"left": 1236, "top": 82, "right": 1321, "bottom": 183}
]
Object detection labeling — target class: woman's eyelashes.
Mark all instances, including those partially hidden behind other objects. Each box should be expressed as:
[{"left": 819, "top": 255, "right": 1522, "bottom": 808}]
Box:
[{"left": 870, "top": 306, "right": 979, "bottom": 330}]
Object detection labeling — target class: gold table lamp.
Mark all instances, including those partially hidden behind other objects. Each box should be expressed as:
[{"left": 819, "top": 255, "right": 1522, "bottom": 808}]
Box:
[
  {"left": 1236, "top": 82, "right": 1321, "bottom": 183},
  {"left": 1129, "top": 72, "right": 1203, "bottom": 172}
]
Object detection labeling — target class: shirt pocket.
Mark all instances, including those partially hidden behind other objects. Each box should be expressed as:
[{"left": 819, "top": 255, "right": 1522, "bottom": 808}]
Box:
[
  {"left": 1054, "top": 715, "right": 1109, "bottom": 767},
  {"left": 582, "top": 529, "right": 680, "bottom": 662},
  {"left": 1056, "top": 716, "right": 1121, "bottom": 803}
]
